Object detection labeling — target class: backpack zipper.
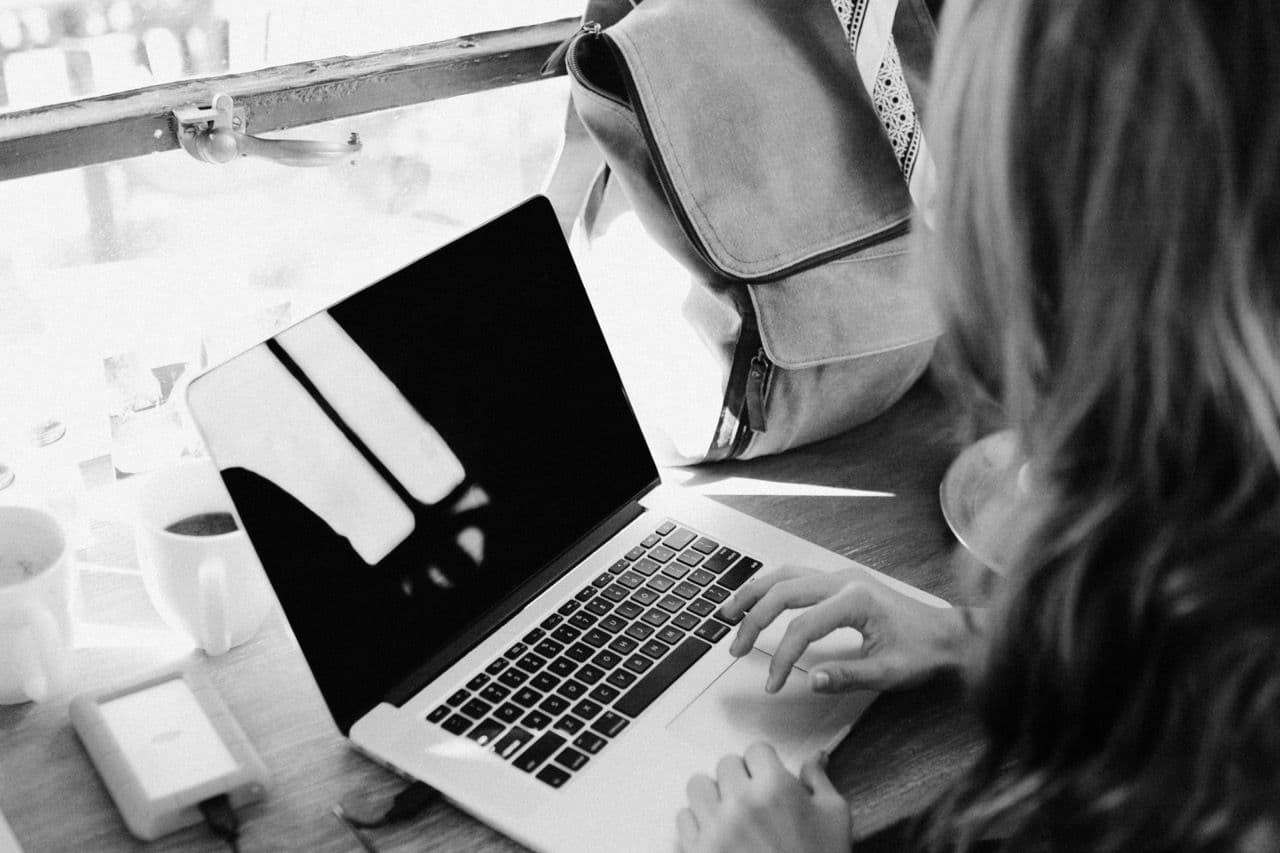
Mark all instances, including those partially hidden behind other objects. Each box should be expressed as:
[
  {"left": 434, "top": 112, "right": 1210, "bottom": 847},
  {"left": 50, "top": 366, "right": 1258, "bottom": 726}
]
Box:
[{"left": 542, "top": 22, "right": 602, "bottom": 77}]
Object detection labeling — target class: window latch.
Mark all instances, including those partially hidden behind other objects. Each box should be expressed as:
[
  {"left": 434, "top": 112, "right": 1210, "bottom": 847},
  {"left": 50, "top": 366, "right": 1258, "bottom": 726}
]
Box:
[{"left": 174, "top": 93, "right": 361, "bottom": 167}]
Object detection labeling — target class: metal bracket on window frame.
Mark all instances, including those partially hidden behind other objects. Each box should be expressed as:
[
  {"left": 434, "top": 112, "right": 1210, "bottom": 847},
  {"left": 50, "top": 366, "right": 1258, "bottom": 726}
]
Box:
[{"left": 174, "top": 93, "right": 362, "bottom": 167}]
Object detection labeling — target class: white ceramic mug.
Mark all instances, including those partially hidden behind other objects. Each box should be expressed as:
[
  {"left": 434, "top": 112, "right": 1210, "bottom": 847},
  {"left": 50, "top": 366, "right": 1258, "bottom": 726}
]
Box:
[
  {"left": 134, "top": 462, "right": 274, "bottom": 656},
  {"left": 0, "top": 506, "right": 73, "bottom": 704}
]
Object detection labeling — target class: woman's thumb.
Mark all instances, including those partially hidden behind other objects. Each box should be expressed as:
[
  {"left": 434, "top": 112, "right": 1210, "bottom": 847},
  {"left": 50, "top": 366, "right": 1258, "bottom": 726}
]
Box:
[
  {"left": 809, "top": 659, "right": 888, "bottom": 692},
  {"left": 799, "top": 751, "right": 839, "bottom": 798}
]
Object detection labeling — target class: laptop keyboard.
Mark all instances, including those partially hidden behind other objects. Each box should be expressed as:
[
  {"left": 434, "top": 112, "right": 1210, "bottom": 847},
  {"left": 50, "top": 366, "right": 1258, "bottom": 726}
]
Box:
[{"left": 424, "top": 519, "right": 763, "bottom": 789}]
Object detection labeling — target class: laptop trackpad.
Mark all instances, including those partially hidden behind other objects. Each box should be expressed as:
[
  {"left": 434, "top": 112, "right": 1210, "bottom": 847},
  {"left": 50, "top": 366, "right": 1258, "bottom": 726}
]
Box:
[{"left": 665, "top": 649, "right": 875, "bottom": 768}]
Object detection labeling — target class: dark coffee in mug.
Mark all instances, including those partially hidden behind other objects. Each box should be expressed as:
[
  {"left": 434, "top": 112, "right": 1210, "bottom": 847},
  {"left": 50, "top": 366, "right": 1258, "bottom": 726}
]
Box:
[{"left": 165, "top": 512, "right": 238, "bottom": 537}]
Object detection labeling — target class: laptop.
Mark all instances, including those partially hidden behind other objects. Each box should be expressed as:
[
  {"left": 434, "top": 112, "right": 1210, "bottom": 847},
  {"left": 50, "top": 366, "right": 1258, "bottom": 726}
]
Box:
[{"left": 184, "top": 196, "right": 947, "bottom": 853}]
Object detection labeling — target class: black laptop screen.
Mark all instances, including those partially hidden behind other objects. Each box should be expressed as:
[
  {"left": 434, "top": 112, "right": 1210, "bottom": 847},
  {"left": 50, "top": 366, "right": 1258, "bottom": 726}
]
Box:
[{"left": 188, "top": 198, "right": 659, "bottom": 731}]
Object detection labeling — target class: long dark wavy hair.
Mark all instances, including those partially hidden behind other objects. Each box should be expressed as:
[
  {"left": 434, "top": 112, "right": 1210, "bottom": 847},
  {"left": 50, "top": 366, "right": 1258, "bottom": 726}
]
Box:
[{"left": 920, "top": 0, "right": 1280, "bottom": 849}]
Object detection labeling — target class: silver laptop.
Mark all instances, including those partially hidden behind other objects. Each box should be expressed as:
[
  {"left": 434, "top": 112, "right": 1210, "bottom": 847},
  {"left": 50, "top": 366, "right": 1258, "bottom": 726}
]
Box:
[{"left": 184, "top": 196, "right": 946, "bottom": 853}]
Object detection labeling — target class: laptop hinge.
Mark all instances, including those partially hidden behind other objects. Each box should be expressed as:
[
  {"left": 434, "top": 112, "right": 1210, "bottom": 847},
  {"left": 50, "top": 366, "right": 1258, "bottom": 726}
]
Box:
[{"left": 377, "top": 478, "right": 659, "bottom": 717}]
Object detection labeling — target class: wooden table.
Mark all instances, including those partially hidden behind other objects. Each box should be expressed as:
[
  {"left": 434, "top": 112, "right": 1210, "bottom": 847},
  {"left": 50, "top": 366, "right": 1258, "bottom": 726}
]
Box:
[{"left": 0, "top": 379, "right": 985, "bottom": 852}]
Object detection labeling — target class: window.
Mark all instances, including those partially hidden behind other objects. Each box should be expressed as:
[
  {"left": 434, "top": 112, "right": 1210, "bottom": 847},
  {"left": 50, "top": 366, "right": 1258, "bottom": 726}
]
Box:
[{"left": 0, "top": 0, "right": 589, "bottom": 528}]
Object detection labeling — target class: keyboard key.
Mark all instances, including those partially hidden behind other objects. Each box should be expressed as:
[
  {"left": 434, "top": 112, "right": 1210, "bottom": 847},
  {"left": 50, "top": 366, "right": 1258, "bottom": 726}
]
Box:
[
  {"left": 600, "top": 584, "right": 629, "bottom": 603},
  {"left": 549, "top": 658, "right": 578, "bottom": 678},
  {"left": 623, "top": 654, "right": 654, "bottom": 674},
  {"left": 589, "top": 683, "right": 621, "bottom": 704},
  {"left": 676, "top": 550, "right": 703, "bottom": 567},
  {"left": 446, "top": 689, "right": 469, "bottom": 707},
  {"left": 514, "top": 732, "right": 566, "bottom": 772},
  {"left": 606, "top": 669, "right": 637, "bottom": 689},
  {"left": 592, "top": 650, "right": 623, "bottom": 669},
  {"left": 658, "top": 626, "right": 686, "bottom": 644},
  {"left": 534, "top": 640, "right": 565, "bottom": 658},
  {"left": 553, "top": 625, "right": 583, "bottom": 644},
  {"left": 591, "top": 712, "right": 629, "bottom": 737},
  {"left": 540, "top": 613, "right": 564, "bottom": 630},
  {"left": 569, "top": 612, "right": 597, "bottom": 630},
  {"left": 537, "top": 765, "right": 572, "bottom": 788},
  {"left": 494, "top": 702, "right": 523, "bottom": 723},
  {"left": 557, "top": 679, "right": 587, "bottom": 700},
  {"left": 427, "top": 705, "right": 450, "bottom": 723},
  {"left": 649, "top": 545, "right": 677, "bottom": 563},
  {"left": 517, "top": 653, "right": 547, "bottom": 673},
  {"left": 631, "top": 557, "right": 661, "bottom": 577},
  {"left": 554, "top": 715, "right": 585, "bottom": 735},
  {"left": 592, "top": 572, "right": 612, "bottom": 588},
  {"left": 540, "top": 694, "right": 571, "bottom": 715},
  {"left": 571, "top": 699, "right": 604, "bottom": 720},
  {"left": 531, "top": 672, "right": 559, "bottom": 693},
  {"left": 558, "top": 599, "right": 581, "bottom": 616},
  {"left": 691, "top": 537, "right": 719, "bottom": 555},
  {"left": 495, "top": 727, "right": 534, "bottom": 760},
  {"left": 655, "top": 521, "right": 677, "bottom": 535},
  {"left": 467, "top": 673, "right": 489, "bottom": 691},
  {"left": 486, "top": 658, "right": 509, "bottom": 675},
  {"left": 672, "top": 582, "right": 700, "bottom": 600},
  {"left": 442, "top": 714, "right": 473, "bottom": 735},
  {"left": 647, "top": 574, "right": 675, "bottom": 593},
  {"left": 656, "top": 596, "right": 684, "bottom": 614},
  {"left": 566, "top": 642, "right": 595, "bottom": 662},
  {"left": 480, "top": 683, "right": 511, "bottom": 704},
  {"left": 695, "top": 620, "right": 731, "bottom": 643},
  {"left": 626, "top": 622, "right": 656, "bottom": 640},
  {"left": 631, "top": 588, "right": 660, "bottom": 606},
  {"left": 504, "top": 643, "right": 528, "bottom": 660},
  {"left": 574, "top": 732, "right": 608, "bottom": 754},
  {"left": 608, "top": 558, "right": 630, "bottom": 574},
  {"left": 616, "top": 601, "right": 645, "bottom": 620},
  {"left": 673, "top": 612, "right": 700, "bottom": 631},
  {"left": 523, "top": 628, "right": 546, "bottom": 644},
  {"left": 702, "top": 547, "right": 740, "bottom": 574},
  {"left": 717, "top": 557, "right": 763, "bottom": 591},
  {"left": 688, "top": 569, "right": 715, "bottom": 587},
  {"left": 640, "top": 640, "right": 671, "bottom": 660},
  {"left": 585, "top": 597, "right": 614, "bottom": 616},
  {"left": 575, "top": 586, "right": 597, "bottom": 602},
  {"left": 555, "top": 747, "right": 590, "bottom": 771},
  {"left": 521, "top": 710, "right": 553, "bottom": 730},
  {"left": 615, "top": 637, "right": 713, "bottom": 718},
  {"left": 665, "top": 528, "right": 697, "bottom": 551},
  {"left": 513, "top": 687, "right": 542, "bottom": 707},
  {"left": 702, "top": 586, "right": 730, "bottom": 604},
  {"left": 575, "top": 664, "right": 606, "bottom": 685},
  {"left": 608, "top": 635, "right": 639, "bottom": 655},
  {"left": 599, "top": 615, "right": 628, "bottom": 634},
  {"left": 687, "top": 598, "right": 716, "bottom": 617},
  {"left": 641, "top": 534, "right": 662, "bottom": 548},
  {"left": 625, "top": 546, "right": 647, "bottom": 561},
  {"left": 583, "top": 629, "right": 611, "bottom": 648},
  {"left": 617, "top": 571, "right": 645, "bottom": 589},
  {"left": 461, "top": 698, "right": 493, "bottom": 719},
  {"left": 660, "top": 562, "right": 690, "bottom": 580},
  {"left": 467, "top": 719, "right": 505, "bottom": 747}
]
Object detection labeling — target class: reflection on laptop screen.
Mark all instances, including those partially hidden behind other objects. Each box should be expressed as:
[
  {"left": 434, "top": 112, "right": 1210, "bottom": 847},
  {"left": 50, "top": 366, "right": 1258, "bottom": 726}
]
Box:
[{"left": 189, "top": 198, "right": 659, "bottom": 731}]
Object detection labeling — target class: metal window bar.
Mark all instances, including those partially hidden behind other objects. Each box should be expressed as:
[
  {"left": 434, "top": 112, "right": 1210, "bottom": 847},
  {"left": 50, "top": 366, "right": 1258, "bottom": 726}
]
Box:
[{"left": 0, "top": 16, "right": 580, "bottom": 181}]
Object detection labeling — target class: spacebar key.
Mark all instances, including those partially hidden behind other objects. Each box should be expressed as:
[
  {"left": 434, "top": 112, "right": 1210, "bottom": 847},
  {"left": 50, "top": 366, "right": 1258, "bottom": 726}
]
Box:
[{"left": 615, "top": 637, "right": 712, "bottom": 718}]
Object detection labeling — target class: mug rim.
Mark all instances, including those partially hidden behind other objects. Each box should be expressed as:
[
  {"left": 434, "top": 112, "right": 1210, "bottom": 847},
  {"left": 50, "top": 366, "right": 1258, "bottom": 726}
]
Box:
[
  {"left": 0, "top": 505, "right": 68, "bottom": 594},
  {"left": 136, "top": 462, "right": 244, "bottom": 543}
]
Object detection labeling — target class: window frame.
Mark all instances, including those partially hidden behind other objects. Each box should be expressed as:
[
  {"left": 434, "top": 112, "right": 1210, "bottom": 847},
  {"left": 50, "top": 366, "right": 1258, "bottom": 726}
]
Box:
[{"left": 0, "top": 16, "right": 580, "bottom": 181}]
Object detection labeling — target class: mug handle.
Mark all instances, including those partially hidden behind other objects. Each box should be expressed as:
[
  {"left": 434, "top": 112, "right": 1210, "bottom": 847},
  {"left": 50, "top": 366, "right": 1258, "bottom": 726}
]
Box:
[
  {"left": 197, "top": 556, "right": 232, "bottom": 657},
  {"left": 17, "top": 602, "right": 65, "bottom": 702}
]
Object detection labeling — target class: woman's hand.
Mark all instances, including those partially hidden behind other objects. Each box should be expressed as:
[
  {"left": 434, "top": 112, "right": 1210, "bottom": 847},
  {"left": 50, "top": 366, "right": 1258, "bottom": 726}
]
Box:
[
  {"left": 721, "top": 565, "right": 977, "bottom": 694},
  {"left": 676, "top": 744, "right": 851, "bottom": 853}
]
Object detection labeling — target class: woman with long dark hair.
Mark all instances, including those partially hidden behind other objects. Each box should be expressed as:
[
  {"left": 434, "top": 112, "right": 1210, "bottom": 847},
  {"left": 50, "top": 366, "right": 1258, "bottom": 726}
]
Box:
[{"left": 674, "top": 0, "right": 1280, "bottom": 849}]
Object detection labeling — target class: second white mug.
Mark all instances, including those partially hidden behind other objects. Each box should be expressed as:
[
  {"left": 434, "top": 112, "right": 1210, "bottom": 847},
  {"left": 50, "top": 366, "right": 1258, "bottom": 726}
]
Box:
[{"left": 134, "top": 462, "right": 274, "bottom": 656}]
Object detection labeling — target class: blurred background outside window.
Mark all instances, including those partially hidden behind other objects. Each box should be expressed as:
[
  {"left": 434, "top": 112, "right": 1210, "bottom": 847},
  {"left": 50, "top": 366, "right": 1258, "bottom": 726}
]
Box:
[{"left": 0, "top": 0, "right": 580, "bottom": 546}]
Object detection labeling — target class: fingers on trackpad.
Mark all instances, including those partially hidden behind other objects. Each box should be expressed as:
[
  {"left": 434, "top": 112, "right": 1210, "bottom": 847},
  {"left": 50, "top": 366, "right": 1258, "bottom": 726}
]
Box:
[{"left": 664, "top": 649, "right": 875, "bottom": 767}]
